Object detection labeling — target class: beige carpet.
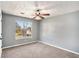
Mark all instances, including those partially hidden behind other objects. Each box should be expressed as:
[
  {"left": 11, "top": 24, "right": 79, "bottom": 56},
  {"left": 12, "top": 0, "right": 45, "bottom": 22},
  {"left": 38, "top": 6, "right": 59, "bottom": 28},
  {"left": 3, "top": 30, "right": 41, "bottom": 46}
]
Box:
[{"left": 2, "top": 42, "right": 79, "bottom": 58}]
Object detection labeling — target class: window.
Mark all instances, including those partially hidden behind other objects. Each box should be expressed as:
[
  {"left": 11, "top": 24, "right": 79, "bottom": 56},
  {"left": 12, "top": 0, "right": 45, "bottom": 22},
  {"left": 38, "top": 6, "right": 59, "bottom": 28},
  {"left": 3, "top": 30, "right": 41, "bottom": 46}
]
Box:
[{"left": 16, "top": 20, "right": 32, "bottom": 40}]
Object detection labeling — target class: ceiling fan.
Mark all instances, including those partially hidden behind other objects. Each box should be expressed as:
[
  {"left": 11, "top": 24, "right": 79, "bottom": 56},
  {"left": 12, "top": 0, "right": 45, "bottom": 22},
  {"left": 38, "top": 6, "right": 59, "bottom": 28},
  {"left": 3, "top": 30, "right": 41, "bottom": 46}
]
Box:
[{"left": 32, "top": 2, "right": 50, "bottom": 20}]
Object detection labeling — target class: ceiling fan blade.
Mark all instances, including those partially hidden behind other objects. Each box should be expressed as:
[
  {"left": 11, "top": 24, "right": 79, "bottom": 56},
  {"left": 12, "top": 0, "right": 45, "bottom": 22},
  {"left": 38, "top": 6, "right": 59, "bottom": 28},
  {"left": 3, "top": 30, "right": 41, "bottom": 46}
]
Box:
[
  {"left": 33, "top": 16, "right": 37, "bottom": 19},
  {"left": 39, "top": 16, "right": 44, "bottom": 19},
  {"left": 40, "top": 13, "right": 50, "bottom": 16}
]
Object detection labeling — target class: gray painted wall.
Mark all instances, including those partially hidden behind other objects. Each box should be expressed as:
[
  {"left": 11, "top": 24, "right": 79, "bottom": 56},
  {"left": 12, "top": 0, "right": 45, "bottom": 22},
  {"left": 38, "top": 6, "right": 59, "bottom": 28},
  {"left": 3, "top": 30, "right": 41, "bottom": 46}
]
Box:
[
  {"left": 40, "top": 11, "right": 79, "bottom": 53},
  {"left": 2, "top": 13, "right": 39, "bottom": 48},
  {"left": 0, "top": 9, "right": 2, "bottom": 38}
]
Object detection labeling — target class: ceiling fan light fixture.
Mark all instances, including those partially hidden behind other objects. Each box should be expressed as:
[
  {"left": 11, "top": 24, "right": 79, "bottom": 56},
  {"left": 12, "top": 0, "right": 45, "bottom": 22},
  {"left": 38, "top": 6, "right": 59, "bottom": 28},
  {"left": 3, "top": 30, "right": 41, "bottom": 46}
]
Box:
[
  {"left": 34, "top": 16, "right": 43, "bottom": 20},
  {"left": 36, "top": 16, "right": 41, "bottom": 19}
]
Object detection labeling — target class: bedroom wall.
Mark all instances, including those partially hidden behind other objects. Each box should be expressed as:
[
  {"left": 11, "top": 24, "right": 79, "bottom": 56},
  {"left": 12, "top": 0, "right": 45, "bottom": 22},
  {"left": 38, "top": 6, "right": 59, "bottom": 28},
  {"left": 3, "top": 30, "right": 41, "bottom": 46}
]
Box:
[
  {"left": 2, "top": 13, "right": 39, "bottom": 48},
  {"left": 40, "top": 11, "right": 79, "bottom": 53},
  {"left": 0, "top": 9, "right": 2, "bottom": 38},
  {"left": 0, "top": 10, "right": 2, "bottom": 58}
]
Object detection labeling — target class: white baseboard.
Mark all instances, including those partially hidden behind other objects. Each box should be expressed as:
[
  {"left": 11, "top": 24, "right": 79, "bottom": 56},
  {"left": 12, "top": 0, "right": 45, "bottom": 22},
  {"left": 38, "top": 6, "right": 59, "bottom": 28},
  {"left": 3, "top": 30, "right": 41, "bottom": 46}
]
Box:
[
  {"left": 2, "top": 41, "right": 37, "bottom": 49},
  {"left": 39, "top": 41, "right": 79, "bottom": 55}
]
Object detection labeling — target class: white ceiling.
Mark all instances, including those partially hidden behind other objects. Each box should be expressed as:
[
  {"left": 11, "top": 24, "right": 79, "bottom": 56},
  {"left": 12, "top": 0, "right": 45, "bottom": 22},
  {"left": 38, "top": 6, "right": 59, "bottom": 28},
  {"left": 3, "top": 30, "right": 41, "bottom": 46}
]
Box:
[{"left": 0, "top": 1, "right": 79, "bottom": 20}]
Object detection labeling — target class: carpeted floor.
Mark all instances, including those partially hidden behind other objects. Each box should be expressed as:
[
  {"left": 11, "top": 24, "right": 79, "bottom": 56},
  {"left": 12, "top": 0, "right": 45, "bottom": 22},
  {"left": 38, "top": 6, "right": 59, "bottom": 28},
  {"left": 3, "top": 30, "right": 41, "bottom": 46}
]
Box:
[{"left": 2, "top": 42, "right": 79, "bottom": 58}]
